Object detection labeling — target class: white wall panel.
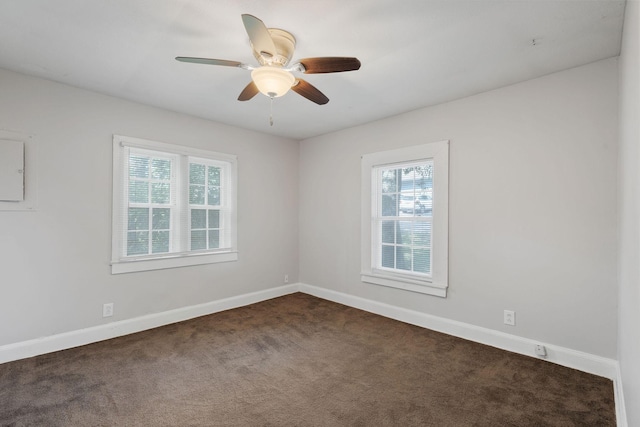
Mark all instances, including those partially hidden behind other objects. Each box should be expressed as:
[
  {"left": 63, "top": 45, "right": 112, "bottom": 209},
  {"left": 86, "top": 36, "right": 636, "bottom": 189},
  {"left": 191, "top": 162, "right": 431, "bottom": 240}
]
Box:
[{"left": 0, "top": 139, "right": 23, "bottom": 201}]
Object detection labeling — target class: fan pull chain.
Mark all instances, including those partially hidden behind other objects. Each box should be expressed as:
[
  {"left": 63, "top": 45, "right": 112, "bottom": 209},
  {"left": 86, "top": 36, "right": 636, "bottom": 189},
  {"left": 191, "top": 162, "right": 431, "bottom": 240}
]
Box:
[{"left": 269, "top": 96, "right": 274, "bottom": 126}]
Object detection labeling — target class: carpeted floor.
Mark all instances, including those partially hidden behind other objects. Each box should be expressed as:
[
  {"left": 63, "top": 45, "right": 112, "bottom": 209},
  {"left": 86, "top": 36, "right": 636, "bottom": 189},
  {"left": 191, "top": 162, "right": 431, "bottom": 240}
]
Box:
[{"left": 0, "top": 293, "right": 615, "bottom": 426}]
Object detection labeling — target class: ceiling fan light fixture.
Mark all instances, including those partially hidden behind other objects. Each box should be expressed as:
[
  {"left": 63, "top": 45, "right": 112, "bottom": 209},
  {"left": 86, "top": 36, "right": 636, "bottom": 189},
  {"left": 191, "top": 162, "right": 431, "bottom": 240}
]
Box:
[
  {"left": 251, "top": 66, "right": 295, "bottom": 98},
  {"left": 176, "top": 14, "right": 360, "bottom": 105}
]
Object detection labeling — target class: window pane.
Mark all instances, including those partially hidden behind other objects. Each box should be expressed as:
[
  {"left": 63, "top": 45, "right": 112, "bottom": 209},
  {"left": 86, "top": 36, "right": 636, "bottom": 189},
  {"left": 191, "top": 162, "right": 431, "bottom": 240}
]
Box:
[
  {"left": 189, "top": 184, "right": 205, "bottom": 205},
  {"left": 208, "top": 167, "right": 221, "bottom": 187},
  {"left": 151, "top": 158, "right": 171, "bottom": 180},
  {"left": 396, "top": 221, "right": 412, "bottom": 245},
  {"left": 382, "top": 194, "right": 397, "bottom": 216},
  {"left": 191, "top": 209, "right": 206, "bottom": 229},
  {"left": 381, "top": 220, "right": 395, "bottom": 244},
  {"left": 413, "top": 248, "right": 431, "bottom": 274},
  {"left": 381, "top": 245, "right": 395, "bottom": 268},
  {"left": 414, "top": 222, "right": 431, "bottom": 247},
  {"left": 208, "top": 187, "right": 220, "bottom": 206},
  {"left": 209, "top": 210, "right": 220, "bottom": 229},
  {"left": 399, "top": 194, "right": 414, "bottom": 216},
  {"left": 396, "top": 246, "right": 412, "bottom": 271},
  {"left": 415, "top": 193, "right": 432, "bottom": 216},
  {"left": 191, "top": 230, "right": 206, "bottom": 250},
  {"left": 398, "top": 168, "right": 413, "bottom": 194},
  {"left": 129, "top": 155, "right": 149, "bottom": 179},
  {"left": 151, "top": 182, "right": 170, "bottom": 204},
  {"left": 417, "top": 171, "right": 426, "bottom": 191},
  {"left": 189, "top": 163, "right": 205, "bottom": 185},
  {"left": 129, "top": 181, "right": 148, "bottom": 203},
  {"left": 400, "top": 167, "right": 415, "bottom": 193},
  {"left": 152, "top": 208, "right": 170, "bottom": 230},
  {"left": 208, "top": 230, "right": 220, "bottom": 249},
  {"left": 128, "top": 208, "right": 149, "bottom": 231},
  {"left": 414, "top": 164, "right": 433, "bottom": 192},
  {"left": 127, "top": 231, "right": 149, "bottom": 255},
  {"left": 152, "top": 231, "right": 170, "bottom": 253},
  {"left": 381, "top": 169, "right": 397, "bottom": 193}
]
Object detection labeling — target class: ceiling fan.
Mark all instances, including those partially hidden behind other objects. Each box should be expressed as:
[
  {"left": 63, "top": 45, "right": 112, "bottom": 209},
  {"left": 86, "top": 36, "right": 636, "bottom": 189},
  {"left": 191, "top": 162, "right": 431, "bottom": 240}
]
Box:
[{"left": 176, "top": 14, "right": 361, "bottom": 106}]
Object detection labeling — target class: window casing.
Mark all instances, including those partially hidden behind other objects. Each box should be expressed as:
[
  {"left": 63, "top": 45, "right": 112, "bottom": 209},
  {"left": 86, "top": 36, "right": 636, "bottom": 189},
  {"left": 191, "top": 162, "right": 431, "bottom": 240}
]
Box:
[
  {"left": 361, "top": 141, "right": 449, "bottom": 297},
  {"left": 112, "top": 135, "right": 237, "bottom": 274}
]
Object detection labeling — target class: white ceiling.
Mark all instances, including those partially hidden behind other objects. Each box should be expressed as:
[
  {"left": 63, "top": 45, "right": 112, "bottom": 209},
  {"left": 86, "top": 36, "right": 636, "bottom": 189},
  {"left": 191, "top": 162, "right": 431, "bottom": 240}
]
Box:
[{"left": 0, "top": 0, "right": 626, "bottom": 140}]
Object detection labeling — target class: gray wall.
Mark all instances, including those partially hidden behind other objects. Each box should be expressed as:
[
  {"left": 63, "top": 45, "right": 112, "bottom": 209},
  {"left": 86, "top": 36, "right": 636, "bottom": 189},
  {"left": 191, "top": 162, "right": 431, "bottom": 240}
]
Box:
[
  {"left": 0, "top": 68, "right": 299, "bottom": 346},
  {"left": 299, "top": 58, "right": 619, "bottom": 358},
  {"left": 618, "top": 0, "right": 640, "bottom": 425},
  {"left": 0, "top": 39, "right": 631, "bottom": 422}
]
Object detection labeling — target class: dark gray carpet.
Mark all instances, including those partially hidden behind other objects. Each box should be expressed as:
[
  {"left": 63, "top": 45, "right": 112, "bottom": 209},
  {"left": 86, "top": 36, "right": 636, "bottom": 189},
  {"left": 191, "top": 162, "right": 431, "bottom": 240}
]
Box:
[{"left": 0, "top": 293, "right": 615, "bottom": 426}]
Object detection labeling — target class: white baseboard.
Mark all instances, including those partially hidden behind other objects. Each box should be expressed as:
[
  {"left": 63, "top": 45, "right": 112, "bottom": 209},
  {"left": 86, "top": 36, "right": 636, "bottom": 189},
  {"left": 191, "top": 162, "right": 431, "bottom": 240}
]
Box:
[
  {"left": 298, "top": 283, "right": 618, "bottom": 379},
  {"left": 299, "top": 283, "right": 627, "bottom": 426},
  {"left": 0, "top": 282, "right": 626, "bottom": 426},
  {"left": 2, "top": 282, "right": 619, "bottom": 379},
  {"left": 614, "top": 364, "right": 628, "bottom": 427},
  {"left": 0, "top": 284, "right": 298, "bottom": 365}
]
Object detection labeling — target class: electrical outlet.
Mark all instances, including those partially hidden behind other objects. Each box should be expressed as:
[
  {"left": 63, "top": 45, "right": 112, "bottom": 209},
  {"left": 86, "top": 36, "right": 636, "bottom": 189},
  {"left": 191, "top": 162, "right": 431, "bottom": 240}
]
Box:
[
  {"left": 284, "top": 274, "right": 289, "bottom": 283},
  {"left": 103, "top": 303, "right": 114, "bottom": 318},
  {"left": 504, "top": 310, "right": 515, "bottom": 326}
]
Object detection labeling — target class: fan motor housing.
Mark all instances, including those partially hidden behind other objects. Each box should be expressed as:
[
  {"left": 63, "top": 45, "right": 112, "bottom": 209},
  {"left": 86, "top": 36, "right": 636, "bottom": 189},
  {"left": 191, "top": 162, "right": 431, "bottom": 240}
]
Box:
[{"left": 252, "top": 28, "right": 296, "bottom": 67}]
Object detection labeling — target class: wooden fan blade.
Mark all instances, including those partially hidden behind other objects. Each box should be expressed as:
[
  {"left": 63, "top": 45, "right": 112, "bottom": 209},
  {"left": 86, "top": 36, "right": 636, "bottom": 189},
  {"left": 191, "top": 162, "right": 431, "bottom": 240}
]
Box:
[
  {"left": 297, "top": 57, "right": 361, "bottom": 74},
  {"left": 176, "top": 57, "right": 244, "bottom": 68},
  {"left": 291, "top": 79, "right": 329, "bottom": 105},
  {"left": 241, "top": 14, "right": 277, "bottom": 58},
  {"left": 238, "top": 81, "right": 259, "bottom": 101}
]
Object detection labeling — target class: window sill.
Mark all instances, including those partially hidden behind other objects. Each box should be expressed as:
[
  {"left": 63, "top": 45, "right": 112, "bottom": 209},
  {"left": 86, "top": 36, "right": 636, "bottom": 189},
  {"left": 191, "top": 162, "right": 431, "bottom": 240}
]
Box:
[
  {"left": 111, "top": 251, "right": 238, "bottom": 274},
  {"left": 361, "top": 272, "right": 447, "bottom": 297}
]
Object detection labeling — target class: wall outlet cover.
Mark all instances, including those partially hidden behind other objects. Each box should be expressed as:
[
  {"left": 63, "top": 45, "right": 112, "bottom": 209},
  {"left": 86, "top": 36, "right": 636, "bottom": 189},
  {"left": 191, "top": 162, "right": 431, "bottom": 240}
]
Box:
[
  {"left": 103, "top": 303, "right": 114, "bottom": 318},
  {"left": 504, "top": 310, "right": 515, "bottom": 326}
]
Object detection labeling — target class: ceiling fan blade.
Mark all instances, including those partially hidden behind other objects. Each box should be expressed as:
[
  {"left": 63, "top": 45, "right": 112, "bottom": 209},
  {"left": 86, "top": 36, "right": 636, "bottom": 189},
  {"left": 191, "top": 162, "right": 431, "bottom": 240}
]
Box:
[
  {"left": 297, "top": 57, "right": 361, "bottom": 74},
  {"left": 175, "top": 57, "right": 244, "bottom": 68},
  {"left": 291, "top": 79, "right": 329, "bottom": 105},
  {"left": 238, "top": 81, "right": 259, "bottom": 101},
  {"left": 241, "top": 14, "right": 277, "bottom": 59}
]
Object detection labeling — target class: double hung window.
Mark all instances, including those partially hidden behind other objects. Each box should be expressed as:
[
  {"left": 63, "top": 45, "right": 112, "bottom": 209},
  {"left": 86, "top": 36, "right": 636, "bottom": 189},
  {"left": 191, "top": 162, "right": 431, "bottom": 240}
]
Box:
[
  {"left": 361, "top": 141, "right": 449, "bottom": 297},
  {"left": 112, "top": 135, "right": 237, "bottom": 274}
]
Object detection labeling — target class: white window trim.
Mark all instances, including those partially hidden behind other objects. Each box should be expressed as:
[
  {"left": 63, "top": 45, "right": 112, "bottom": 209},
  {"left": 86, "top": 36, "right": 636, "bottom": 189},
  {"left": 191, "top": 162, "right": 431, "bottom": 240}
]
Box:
[
  {"left": 111, "top": 135, "right": 238, "bottom": 274},
  {"left": 361, "top": 140, "right": 449, "bottom": 297}
]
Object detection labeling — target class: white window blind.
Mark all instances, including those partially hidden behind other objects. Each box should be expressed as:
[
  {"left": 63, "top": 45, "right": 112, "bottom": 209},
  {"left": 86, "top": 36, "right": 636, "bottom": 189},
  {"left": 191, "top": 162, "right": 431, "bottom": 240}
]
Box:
[{"left": 112, "top": 135, "right": 237, "bottom": 274}]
